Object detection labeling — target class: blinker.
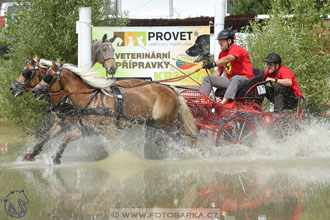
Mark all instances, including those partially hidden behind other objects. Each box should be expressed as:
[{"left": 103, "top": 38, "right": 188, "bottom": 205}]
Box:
[
  {"left": 43, "top": 73, "right": 53, "bottom": 84},
  {"left": 22, "top": 69, "right": 32, "bottom": 78}
]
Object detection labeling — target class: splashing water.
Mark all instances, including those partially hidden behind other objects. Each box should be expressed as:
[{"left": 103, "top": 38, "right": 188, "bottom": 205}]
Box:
[{"left": 1, "top": 117, "right": 330, "bottom": 166}]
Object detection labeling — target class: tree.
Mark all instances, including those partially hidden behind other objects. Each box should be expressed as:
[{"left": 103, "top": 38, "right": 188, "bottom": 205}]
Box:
[
  {"left": 229, "top": 0, "right": 272, "bottom": 15},
  {"left": 244, "top": 0, "right": 330, "bottom": 113},
  {"left": 0, "top": 0, "right": 129, "bottom": 132}
]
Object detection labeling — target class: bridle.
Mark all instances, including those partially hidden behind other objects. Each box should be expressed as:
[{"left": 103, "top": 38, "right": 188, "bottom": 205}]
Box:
[
  {"left": 37, "top": 64, "right": 65, "bottom": 95},
  {"left": 13, "top": 59, "right": 43, "bottom": 91},
  {"left": 94, "top": 42, "right": 115, "bottom": 68}
]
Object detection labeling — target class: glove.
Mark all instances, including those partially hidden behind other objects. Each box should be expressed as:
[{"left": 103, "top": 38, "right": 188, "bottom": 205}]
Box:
[{"left": 203, "top": 61, "right": 216, "bottom": 69}]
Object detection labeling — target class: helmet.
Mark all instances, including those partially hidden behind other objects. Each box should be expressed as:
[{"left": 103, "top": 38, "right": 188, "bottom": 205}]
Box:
[
  {"left": 217, "top": 29, "right": 236, "bottom": 40},
  {"left": 264, "top": 53, "right": 282, "bottom": 64}
]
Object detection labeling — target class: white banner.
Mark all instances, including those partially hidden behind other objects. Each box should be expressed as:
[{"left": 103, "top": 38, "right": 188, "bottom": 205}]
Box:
[{"left": 93, "top": 26, "right": 210, "bottom": 87}]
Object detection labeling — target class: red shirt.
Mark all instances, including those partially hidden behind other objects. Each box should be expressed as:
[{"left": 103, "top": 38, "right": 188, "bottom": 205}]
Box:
[
  {"left": 218, "top": 44, "right": 254, "bottom": 80},
  {"left": 264, "top": 65, "right": 302, "bottom": 97}
]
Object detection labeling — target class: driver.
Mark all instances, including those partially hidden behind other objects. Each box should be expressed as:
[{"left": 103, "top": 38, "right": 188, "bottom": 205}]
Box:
[{"left": 200, "top": 29, "right": 254, "bottom": 105}]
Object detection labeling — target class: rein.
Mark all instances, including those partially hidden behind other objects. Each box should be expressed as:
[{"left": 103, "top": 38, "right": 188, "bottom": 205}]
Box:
[
  {"left": 47, "top": 89, "right": 97, "bottom": 96},
  {"left": 138, "top": 43, "right": 202, "bottom": 85},
  {"left": 155, "top": 68, "right": 202, "bottom": 85},
  {"left": 109, "top": 68, "right": 203, "bottom": 90}
]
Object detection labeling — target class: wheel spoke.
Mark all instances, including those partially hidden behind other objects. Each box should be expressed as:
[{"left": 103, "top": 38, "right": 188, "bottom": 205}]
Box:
[
  {"left": 239, "top": 130, "right": 255, "bottom": 143},
  {"left": 223, "top": 129, "right": 235, "bottom": 142},
  {"left": 238, "top": 175, "right": 246, "bottom": 194},
  {"left": 237, "top": 121, "right": 246, "bottom": 141}
]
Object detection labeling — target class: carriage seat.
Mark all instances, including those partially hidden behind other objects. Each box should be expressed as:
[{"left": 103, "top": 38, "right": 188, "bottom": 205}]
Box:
[{"left": 215, "top": 68, "right": 266, "bottom": 104}]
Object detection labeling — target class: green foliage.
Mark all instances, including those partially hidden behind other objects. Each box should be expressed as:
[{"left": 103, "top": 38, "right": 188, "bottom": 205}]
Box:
[
  {"left": 0, "top": 0, "right": 129, "bottom": 133},
  {"left": 230, "top": 0, "right": 272, "bottom": 15},
  {"left": 229, "top": 0, "right": 328, "bottom": 15},
  {"left": 244, "top": 0, "right": 330, "bottom": 112}
]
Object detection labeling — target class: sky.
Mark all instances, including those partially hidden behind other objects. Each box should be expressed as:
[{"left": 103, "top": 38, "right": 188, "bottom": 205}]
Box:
[{"left": 120, "top": 0, "right": 227, "bottom": 19}]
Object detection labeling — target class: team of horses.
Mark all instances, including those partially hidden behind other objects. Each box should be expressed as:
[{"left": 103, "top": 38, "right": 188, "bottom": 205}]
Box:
[{"left": 9, "top": 34, "right": 197, "bottom": 165}]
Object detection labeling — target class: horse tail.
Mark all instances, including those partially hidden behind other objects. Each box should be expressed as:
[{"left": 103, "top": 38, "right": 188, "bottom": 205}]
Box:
[{"left": 171, "top": 86, "right": 197, "bottom": 136}]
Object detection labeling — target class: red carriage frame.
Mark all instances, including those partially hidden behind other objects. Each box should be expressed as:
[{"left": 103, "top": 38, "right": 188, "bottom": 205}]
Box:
[{"left": 181, "top": 77, "right": 306, "bottom": 150}]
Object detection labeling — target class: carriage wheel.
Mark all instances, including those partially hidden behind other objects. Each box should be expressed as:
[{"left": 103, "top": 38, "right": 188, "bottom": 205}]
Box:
[
  {"left": 216, "top": 116, "right": 257, "bottom": 148},
  {"left": 272, "top": 118, "right": 302, "bottom": 140}
]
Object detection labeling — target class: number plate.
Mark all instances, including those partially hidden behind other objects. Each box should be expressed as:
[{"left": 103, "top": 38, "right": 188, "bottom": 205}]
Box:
[{"left": 257, "top": 85, "right": 266, "bottom": 95}]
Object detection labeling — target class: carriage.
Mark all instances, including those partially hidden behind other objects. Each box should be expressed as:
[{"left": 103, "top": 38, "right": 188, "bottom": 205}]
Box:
[
  {"left": 181, "top": 68, "right": 306, "bottom": 149},
  {"left": 9, "top": 34, "right": 306, "bottom": 163}
]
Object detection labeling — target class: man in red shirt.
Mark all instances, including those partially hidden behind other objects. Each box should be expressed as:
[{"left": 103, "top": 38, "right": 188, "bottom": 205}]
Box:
[
  {"left": 201, "top": 29, "right": 254, "bottom": 105},
  {"left": 264, "top": 53, "right": 302, "bottom": 113}
]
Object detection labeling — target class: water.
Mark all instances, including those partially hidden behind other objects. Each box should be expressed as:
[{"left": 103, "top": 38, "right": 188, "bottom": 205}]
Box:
[{"left": 1, "top": 118, "right": 330, "bottom": 220}]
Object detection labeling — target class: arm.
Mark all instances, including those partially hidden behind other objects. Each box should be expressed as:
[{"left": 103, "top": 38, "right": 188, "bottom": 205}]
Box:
[
  {"left": 212, "top": 68, "right": 224, "bottom": 77},
  {"left": 266, "top": 77, "right": 293, "bottom": 86},
  {"left": 214, "top": 55, "right": 237, "bottom": 67}
]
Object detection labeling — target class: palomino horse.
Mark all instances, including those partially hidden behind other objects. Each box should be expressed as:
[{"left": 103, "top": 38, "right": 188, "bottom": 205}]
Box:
[
  {"left": 9, "top": 56, "right": 77, "bottom": 161},
  {"left": 32, "top": 61, "right": 197, "bottom": 164},
  {"left": 9, "top": 58, "right": 144, "bottom": 163},
  {"left": 9, "top": 33, "right": 127, "bottom": 162}
]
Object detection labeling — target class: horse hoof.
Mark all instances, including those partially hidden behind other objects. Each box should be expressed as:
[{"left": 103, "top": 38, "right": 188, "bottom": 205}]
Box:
[
  {"left": 23, "top": 153, "right": 35, "bottom": 161},
  {"left": 52, "top": 158, "right": 61, "bottom": 165}
]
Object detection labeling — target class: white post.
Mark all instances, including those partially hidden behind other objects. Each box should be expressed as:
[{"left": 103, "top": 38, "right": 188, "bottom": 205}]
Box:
[
  {"left": 117, "top": 0, "right": 122, "bottom": 14},
  {"left": 169, "top": 0, "right": 173, "bottom": 17},
  {"left": 214, "top": 1, "right": 226, "bottom": 60},
  {"left": 76, "top": 7, "right": 92, "bottom": 67}
]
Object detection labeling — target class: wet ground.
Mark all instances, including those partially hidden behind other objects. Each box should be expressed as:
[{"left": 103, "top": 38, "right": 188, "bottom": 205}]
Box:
[{"left": 1, "top": 119, "right": 330, "bottom": 220}]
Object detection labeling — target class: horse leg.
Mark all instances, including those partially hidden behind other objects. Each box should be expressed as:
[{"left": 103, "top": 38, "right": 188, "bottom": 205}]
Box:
[
  {"left": 52, "top": 127, "right": 82, "bottom": 165},
  {"left": 144, "top": 125, "right": 169, "bottom": 160},
  {"left": 24, "top": 117, "right": 67, "bottom": 161}
]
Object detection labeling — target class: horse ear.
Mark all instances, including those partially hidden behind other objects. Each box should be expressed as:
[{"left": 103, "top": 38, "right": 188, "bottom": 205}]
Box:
[
  {"left": 109, "top": 35, "right": 117, "bottom": 43},
  {"left": 102, "top": 34, "right": 107, "bottom": 42},
  {"left": 52, "top": 60, "right": 57, "bottom": 69},
  {"left": 29, "top": 55, "right": 36, "bottom": 64},
  {"left": 56, "top": 58, "right": 61, "bottom": 63}
]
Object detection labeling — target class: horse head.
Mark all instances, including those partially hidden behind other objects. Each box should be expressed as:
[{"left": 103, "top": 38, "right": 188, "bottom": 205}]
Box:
[
  {"left": 92, "top": 33, "right": 117, "bottom": 76},
  {"left": 32, "top": 60, "right": 63, "bottom": 100},
  {"left": 9, "top": 55, "right": 45, "bottom": 97}
]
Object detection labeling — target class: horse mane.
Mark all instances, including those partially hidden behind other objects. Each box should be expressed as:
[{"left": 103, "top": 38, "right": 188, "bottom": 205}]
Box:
[
  {"left": 62, "top": 63, "right": 114, "bottom": 89},
  {"left": 39, "top": 59, "right": 53, "bottom": 68}
]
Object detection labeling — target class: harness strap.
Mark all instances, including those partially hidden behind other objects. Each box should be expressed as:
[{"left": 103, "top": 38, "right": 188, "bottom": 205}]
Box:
[
  {"left": 35, "top": 59, "right": 42, "bottom": 81},
  {"left": 50, "top": 94, "right": 69, "bottom": 111},
  {"left": 98, "top": 92, "right": 105, "bottom": 108},
  {"left": 84, "top": 90, "right": 99, "bottom": 109},
  {"left": 111, "top": 85, "right": 124, "bottom": 127},
  {"left": 56, "top": 63, "right": 64, "bottom": 90}
]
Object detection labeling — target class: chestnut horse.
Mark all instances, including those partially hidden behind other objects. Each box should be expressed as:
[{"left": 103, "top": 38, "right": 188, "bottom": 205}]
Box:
[
  {"left": 9, "top": 57, "right": 77, "bottom": 161},
  {"left": 9, "top": 34, "right": 135, "bottom": 162},
  {"left": 32, "top": 61, "right": 197, "bottom": 164}
]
